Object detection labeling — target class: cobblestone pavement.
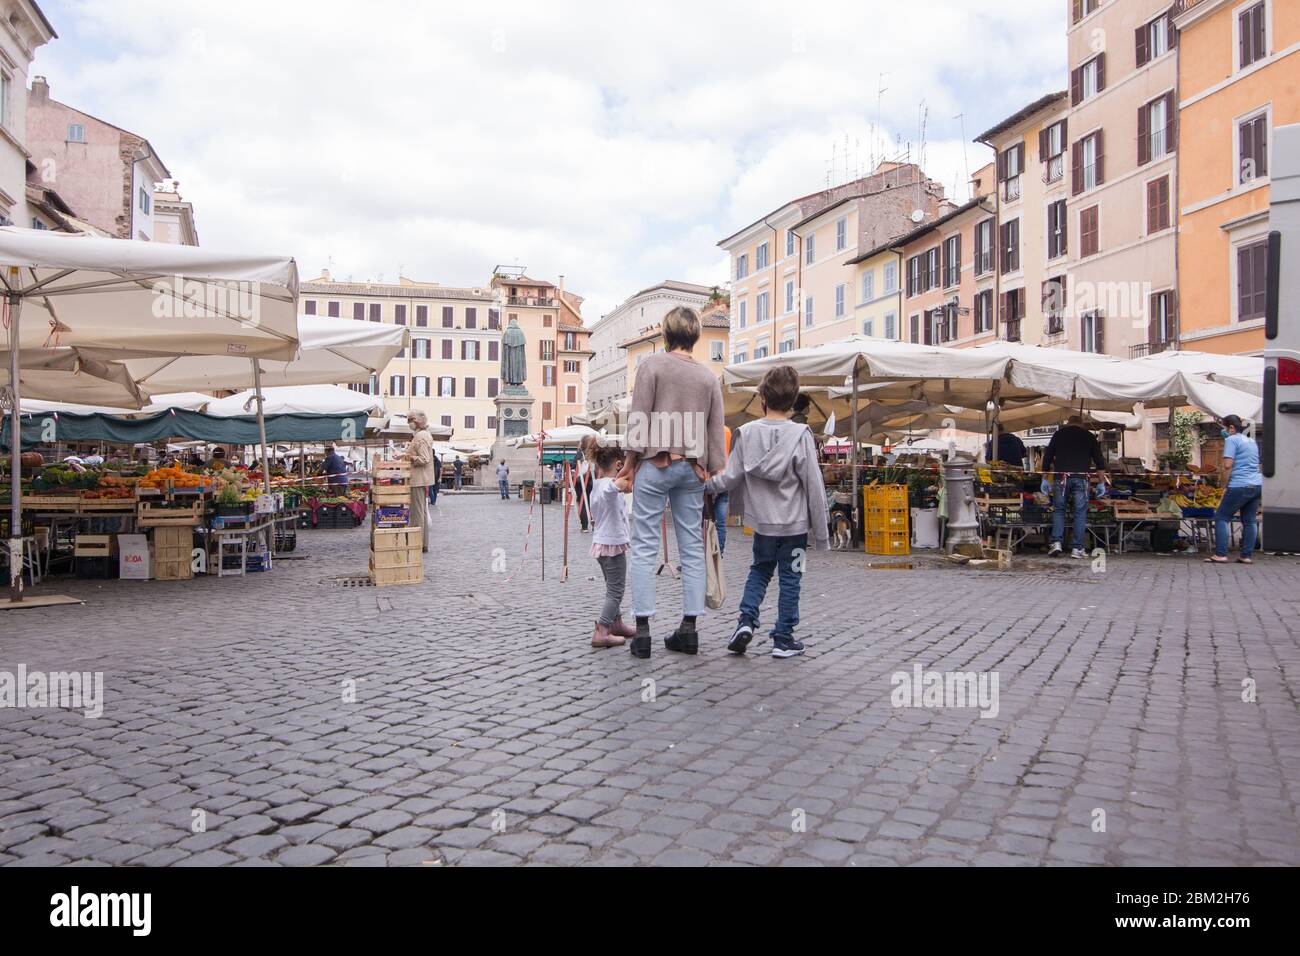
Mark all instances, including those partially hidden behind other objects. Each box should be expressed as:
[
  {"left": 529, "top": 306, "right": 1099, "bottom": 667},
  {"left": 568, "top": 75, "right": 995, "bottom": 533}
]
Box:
[{"left": 1, "top": 493, "right": 1298, "bottom": 867}]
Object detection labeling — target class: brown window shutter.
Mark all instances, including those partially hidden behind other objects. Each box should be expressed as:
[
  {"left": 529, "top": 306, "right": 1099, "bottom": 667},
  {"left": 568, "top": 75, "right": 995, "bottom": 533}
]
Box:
[
  {"left": 1169, "top": 14, "right": 1178, "bottom": 49},
  {"left": 1136, "top": 23, "right": 1149, "bottom": 67},
  {"left": 1039, "top": 127, "right": 1049, "bottom": 159},
  {"left": 1166, "top": 92, "right": 1177, "bottom": 151},
  {"left": 1016, "top": 143, "right": 1025, "bottom": 173},
  {"left": 1095, "top": 130, "right": 1105, "bottom": 185},
  {"left": 1256, "top": 119, "right": 1269, "bottom": 177},
  {"left": 450, "top": 377, "right": 456, "bottom": 397},
  {"left": 999, "top": 223, "right": 1007, "bottom": 273},
  {"left": 1138, "top": 104, "right": 1151, "bottom": 165},
  {"left": 1070, "top": 67, "right": 1082, "bottom": 106},
  {"left": 955, "top": 234, "right": 961, "bottom": 280},
  {"left": 1146, "top": 180, "right": 1157, "bottom": 233},
  {"left": 1097, "top": 52, "right": 1106, "bottom": 92},
  {"left": 1096, "top": 313, "right": 1105, "bottom": 354},
  {"left": 997, "top": 149, "right": 1006, "bottom": 181},
  {"left": 1072, "top": 141, "right": 1084, "bottom": 195},
  {"left": 1148, "top": 295, "right": 1160, "bottom": 347},
  {"left": 1238, "top": 247, "right": 1252, "bottom": 318},
  {"left": 1072, "top": 0, "right": 1082, "bottom": 24},
  {"left": 1060, "top": 117, "right": 1068, "bottom": 142},
  {"left": 923, "top": 311, "right": 933, "bottom": 345}
]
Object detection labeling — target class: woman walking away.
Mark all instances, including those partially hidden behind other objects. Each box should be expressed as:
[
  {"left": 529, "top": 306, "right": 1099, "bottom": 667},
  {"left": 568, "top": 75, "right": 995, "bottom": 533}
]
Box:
[
  {"left": 588, "top": 444, "right": 636, "bottom": 647},
  {"left": 1207, "top": 414, "right": 1263, "bottom": 564},
  {"left": 706, "top": 366, "right": 829, "bottom": 658},
  {"left": 618, "top": 306, "right": 727, "bottom": 660}
]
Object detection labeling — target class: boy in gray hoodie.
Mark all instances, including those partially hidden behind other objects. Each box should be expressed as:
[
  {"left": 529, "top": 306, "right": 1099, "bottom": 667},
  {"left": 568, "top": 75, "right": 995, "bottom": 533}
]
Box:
[{"left": 705, "top": 365, "right": 829, "bottom": 658}]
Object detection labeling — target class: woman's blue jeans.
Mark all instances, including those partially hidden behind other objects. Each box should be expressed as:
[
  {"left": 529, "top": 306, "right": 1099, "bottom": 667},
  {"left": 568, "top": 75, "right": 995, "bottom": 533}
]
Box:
[
  {"left": 1215, "top": 485, "right": 1262, "bottom": 558},
  {"left": 629, "top": 459, "right": 705, "bottom": 618}
]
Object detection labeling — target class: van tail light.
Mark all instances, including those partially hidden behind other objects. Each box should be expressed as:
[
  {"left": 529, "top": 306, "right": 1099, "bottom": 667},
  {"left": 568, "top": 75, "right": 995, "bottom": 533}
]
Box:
[{"left": 1279, "top": 358, "right": 1300, "bottom": 386}]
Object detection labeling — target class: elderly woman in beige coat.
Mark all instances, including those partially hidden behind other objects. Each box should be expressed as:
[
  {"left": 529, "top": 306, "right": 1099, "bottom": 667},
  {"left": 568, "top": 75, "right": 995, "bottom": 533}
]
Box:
[{"left": 403, "top": 409, "right": 436, "bottom": 553}]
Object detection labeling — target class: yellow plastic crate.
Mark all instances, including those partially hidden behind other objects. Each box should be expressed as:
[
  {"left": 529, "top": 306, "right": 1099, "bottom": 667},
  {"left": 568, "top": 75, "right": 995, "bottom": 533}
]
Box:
[
  {"left": 863, "top": 485, "right": 908, "bottom": 511},
  {"left": 865, "top": 530, "right": 910, "bottom": 556}
]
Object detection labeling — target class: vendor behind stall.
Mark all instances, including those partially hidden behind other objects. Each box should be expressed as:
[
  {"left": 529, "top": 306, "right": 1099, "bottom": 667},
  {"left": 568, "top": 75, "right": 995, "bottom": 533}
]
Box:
[
  {"left": 985, "top": 431, "right": 1028, "bottom": 467},
  {"left": 320, "top": 445, "right": 349, "bottom": 489},
  {"left": 1043, "top": 415, "right": 1107, "bottom": 559}
]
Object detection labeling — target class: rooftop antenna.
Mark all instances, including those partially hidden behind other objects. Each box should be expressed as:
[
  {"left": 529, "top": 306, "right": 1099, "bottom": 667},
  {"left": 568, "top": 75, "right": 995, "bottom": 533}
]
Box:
[{"left": 875, "top": 73, "right": 889, "bottom": 171}]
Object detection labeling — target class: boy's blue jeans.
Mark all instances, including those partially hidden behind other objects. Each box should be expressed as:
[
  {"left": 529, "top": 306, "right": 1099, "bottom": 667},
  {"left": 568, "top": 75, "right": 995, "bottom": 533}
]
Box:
[
  {"left": 738, "top": 532, "right": 808, "bottom": 640},
  {"left": 1215, "top": 485, "right": 1262, "bottom": 558},
  {"left": 712, "top": 491, "right": 729, "bottom": 554}
]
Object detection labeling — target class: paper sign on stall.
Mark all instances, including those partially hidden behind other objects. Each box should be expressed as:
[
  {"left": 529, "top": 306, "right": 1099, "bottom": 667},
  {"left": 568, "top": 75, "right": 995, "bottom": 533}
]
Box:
[{"left": 118, "top": 534, "right": 151, "bottom": 580}]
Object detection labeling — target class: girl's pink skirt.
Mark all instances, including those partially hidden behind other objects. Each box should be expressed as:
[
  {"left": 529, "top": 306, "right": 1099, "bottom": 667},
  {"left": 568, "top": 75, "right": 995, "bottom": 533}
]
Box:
[{"left": 589, "top": 542, "right": 628, "bottom": 558}]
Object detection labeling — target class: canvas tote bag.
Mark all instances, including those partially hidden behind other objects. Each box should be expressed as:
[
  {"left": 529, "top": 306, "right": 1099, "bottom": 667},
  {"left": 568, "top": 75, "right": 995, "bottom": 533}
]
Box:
[{"left": 703, "top": 515, "right": 726, "bottom": 610}]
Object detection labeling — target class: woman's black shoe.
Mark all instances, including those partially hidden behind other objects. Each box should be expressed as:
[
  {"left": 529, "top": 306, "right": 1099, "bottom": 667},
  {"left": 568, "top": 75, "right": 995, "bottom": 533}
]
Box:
[{"left": 664, "top": 622, "right": 698, "bottom": 655}]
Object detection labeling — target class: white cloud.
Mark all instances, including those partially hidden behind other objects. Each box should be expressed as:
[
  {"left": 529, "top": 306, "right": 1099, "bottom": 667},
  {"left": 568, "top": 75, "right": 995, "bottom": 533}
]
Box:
[{"left": 33, "top": 0, "right": 1063, "bottom": 319}]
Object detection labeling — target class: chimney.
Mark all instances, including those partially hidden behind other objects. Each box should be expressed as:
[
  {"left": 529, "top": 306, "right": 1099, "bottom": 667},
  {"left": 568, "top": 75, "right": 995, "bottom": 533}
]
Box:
[
  {"left": 320, "top": 268, "right": 331, "bottom": 282},
  {"left": 30, "top": 76, "right": 49, "bottom": 105}
]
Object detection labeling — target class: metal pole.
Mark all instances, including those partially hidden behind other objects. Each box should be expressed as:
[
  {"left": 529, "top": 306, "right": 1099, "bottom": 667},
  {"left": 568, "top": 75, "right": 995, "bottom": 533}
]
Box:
[
  {"left": 851, "top": 364, "right": 860, "bottom": 537},
  {"left": 251, "top": 359, "right": 274, "bottom": 560},
  {"left": 7, "top": 286, "right": 23, "bottom": 602}
]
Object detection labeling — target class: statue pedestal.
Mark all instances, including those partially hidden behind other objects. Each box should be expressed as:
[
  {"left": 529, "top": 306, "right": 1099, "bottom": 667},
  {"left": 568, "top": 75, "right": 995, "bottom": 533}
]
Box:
[{"left": 490, "top": 390, "right": 541, "bottom": 490}]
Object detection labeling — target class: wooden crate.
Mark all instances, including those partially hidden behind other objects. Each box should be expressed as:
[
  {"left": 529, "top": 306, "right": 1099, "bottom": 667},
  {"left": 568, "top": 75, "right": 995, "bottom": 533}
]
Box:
[
  {"left": 151, "top": 526, "right": 194, "bottom": 549},
  {"left": 369, "top": 547, "right": 422, "bottom": 570},
  {"left": 154, "top": 551, "right": 194, "bottom": 580},
  {"left": 372, "top": 458, "right": 411, "bottom": 483},
  {"left": 74, "top": 534, "right": 116, "bottom": 557},
  {"left": 79, "top": 495, "right": 137, "bottom": 513},
  {"left": 371, "top": 563, "right": 424, "bottom": 587},
  {"left": 370, "top": 485, "right": 412, "bottom": 506},
  {"left": 138, "top": 500, "right": 204, "bottom": 527},
  {"left": 371, "top": 527, "right": 422, "bottom": 551},
  {"left": 23, "top": 495, "right": 80, "bottom": 511}
]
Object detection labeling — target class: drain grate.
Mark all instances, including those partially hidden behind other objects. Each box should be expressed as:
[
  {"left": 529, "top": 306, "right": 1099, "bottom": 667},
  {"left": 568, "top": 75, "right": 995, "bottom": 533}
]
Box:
[{"left": 327, "top": 574, "right": 374, "bottom": 588}]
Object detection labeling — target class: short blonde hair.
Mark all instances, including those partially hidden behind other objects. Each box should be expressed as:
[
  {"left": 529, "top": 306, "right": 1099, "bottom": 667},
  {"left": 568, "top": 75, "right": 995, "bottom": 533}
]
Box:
[
  {"left": 408, "top": 409, "right": 428, "bottom": 427},
  {"left": 663, "top": 307, "right": 701, "bottom": 352}
]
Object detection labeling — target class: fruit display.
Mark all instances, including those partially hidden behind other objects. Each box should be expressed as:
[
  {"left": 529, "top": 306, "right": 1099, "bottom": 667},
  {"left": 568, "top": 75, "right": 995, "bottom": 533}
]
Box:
[
  {"left": 138, "top": 466, "right": 205, "bottom": 490},
  {"left": 1171, "top": 486, "right": 1223, "bottom": 509}
]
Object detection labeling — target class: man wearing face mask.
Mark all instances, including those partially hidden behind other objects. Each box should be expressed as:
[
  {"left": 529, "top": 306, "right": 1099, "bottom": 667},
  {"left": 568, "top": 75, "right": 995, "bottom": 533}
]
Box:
[{"left": 1207, "top": 414, "right": 1263, "bottom": 565}]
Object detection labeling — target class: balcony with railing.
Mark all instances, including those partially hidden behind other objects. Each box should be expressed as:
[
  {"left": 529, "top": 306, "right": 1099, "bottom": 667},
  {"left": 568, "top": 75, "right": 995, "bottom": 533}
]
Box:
[
  {"left": 1003, "top": 175, "right": 1021, "bottom": 203},
  {"left": 1043, "top": 154, "right": 1064, "bottom": 184},
  {"left": 1129, "top": 340, "right": 1174, "bottom": 359},
  {"left": 507, "top": 296, "right": 556, "bottom": 307}
]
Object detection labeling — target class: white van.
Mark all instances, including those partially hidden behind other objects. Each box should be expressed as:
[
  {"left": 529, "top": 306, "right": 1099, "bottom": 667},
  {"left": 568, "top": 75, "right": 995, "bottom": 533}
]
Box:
[{"left": 1264, "top": 123, "right": 1300, "bottom": 551}]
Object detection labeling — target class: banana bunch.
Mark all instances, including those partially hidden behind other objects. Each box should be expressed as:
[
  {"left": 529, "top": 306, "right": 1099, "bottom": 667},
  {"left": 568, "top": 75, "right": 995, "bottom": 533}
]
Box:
[{"left": 1172, "top": 487, "right": 1222, "bottom": 508}]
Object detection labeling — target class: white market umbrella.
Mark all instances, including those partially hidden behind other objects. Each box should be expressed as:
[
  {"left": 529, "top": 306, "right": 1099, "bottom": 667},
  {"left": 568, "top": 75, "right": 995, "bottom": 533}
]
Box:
[
  {"left": 1131, "top": 349, "right": 1263, "bottom": 396},
  {"left": 4, "top": 349, "right": 147, "bottom": 408},
  {"left": 0, "top": 226, "right": 299, "bottom": 604},
  {"left": 111, "top": 315, "right": 407, "bottom": 393},
  {"left": 204, "top": 384, "right": 386, "bottom": 418}
]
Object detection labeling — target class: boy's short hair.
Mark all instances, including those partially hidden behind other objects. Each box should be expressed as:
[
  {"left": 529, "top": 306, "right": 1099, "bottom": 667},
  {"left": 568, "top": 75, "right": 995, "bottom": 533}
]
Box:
[
  {"left": 662, "top": 307, "right": 701, "bottom": 352},
  {"left": 758, "top": 365, "right": 800, "bottom": 412}
]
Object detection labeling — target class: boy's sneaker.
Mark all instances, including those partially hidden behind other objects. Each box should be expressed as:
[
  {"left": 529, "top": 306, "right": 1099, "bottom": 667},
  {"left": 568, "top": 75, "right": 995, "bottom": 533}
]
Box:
[
  {"left": 1047, "top": 542, "right": 1063, "bottom": 557},
  {"left": 727, "top": 623, "right": 754, "bottom": 655},
  {"left": 771, "top": 636, "right": 804, "bottom": 659},
  {"left": 1070, "top": 548, "right": 1087, "bottom": 559}
]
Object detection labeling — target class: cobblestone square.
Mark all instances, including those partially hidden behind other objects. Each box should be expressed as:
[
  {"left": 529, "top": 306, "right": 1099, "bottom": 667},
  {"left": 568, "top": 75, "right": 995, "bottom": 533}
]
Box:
[{"left": 1, "top": 494, "right": 1298, "bottom": 866}]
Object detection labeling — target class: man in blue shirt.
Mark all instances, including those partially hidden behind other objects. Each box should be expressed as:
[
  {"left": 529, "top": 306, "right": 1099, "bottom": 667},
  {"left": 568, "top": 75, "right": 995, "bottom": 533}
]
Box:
[
  {"left": 1209, "top": 414, "right": 1262, "bottom": 564},
  {"left": 320, "top": 445, "right": 349, "bottom": 489}
]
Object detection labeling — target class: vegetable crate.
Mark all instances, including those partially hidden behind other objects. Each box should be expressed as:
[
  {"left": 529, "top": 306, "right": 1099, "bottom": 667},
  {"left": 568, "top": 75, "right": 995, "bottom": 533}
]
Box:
[
  {"left": 151, "top": 527, "right": 195, "bottom": 580},
  {"left": 370, "top": 526, "right": 423, "bottom": 587},
  {"left": 370, "top": 485, "right": 412, "bottom": 507},
  {"left": 138, "top": 500, "right": 204, "bottom": 527},
  {"left": 372, "top": 459, "right": 411, "bottom": 484},
  {"left": 74, "top": 534, "right": 116, "bottom": 558}
]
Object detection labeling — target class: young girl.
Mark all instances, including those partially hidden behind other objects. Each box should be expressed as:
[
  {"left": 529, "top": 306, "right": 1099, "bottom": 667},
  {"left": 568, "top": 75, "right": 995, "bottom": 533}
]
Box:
[{"left": 588, "top": 443, "right": 636, "bottom": 648}]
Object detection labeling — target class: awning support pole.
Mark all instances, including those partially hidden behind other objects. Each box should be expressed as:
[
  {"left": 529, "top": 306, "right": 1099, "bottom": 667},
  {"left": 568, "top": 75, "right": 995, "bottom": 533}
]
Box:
[
  {"left": 7, "top": 285, "right": 23, "bottom": 603},
  {"left": 851, "top": 364, "right": 860, "bottom": 537}
]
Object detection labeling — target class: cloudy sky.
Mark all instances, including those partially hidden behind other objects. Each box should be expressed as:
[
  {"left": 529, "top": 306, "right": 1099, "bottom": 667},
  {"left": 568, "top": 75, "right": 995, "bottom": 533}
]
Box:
[{"left": 34, "top": 0, "right": 1064, "bottom": 320}]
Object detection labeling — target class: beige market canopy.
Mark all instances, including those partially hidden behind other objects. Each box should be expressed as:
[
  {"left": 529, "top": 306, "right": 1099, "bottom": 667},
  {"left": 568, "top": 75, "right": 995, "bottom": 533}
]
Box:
[
  {"left": 3, "top": 349, "right": 147, "bottom": 407},
  {"left": 108, "top": 314, "right": 406, "bottom": 393},
  {"left": 0, "top": 227, "right": 299, "bottom": 359}
]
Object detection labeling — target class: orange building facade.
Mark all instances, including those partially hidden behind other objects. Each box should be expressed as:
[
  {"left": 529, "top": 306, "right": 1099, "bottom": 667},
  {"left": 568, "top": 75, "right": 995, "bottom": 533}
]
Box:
[{"left": 1176, "top": 0, "right": 1300, "bottom": 354}]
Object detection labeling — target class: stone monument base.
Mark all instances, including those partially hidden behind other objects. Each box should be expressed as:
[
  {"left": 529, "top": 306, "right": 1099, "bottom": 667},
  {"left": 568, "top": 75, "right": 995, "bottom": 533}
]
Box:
[{"left": 490, "top": 391, "right": 541, "bottom": 492}]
